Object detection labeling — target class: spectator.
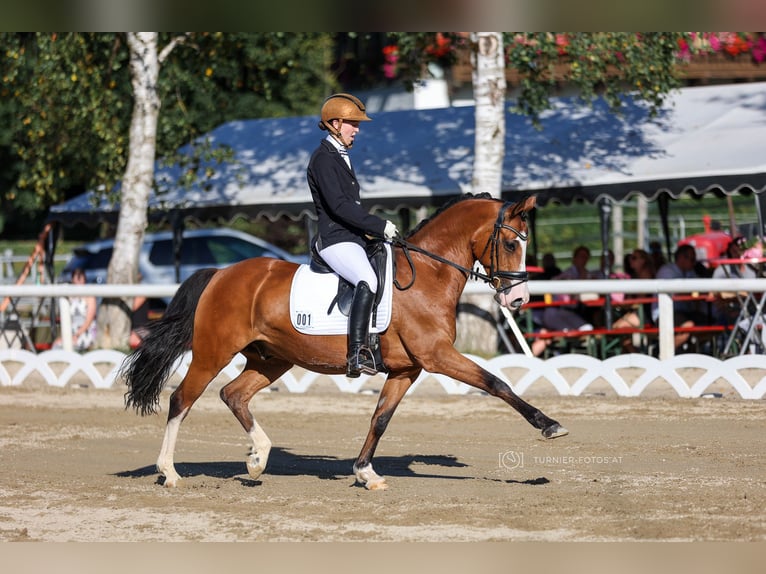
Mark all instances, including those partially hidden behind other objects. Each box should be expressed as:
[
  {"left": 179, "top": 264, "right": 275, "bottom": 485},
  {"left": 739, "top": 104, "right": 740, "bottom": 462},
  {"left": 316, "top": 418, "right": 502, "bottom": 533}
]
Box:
[
  {"left": 53, "top": 267, "right": 97, "bottom": 352},
  {"left": 649, "top": 240, "right": 667, "bottom": 272},
  {"left": 623, "top": 252, "right": 637, "bottom": 278},
  {"left": 611, "top": 249, "right": 657, "bottom": 352},
  {"left": 531, "top": 245, "right": 597, "bottom": 356},
  {"left": 595, "top": 249, "right": 629, "bottom": 280},
  {"left": 713, "top": 236, "right": 754, "bottom": 280},
  {"left": 653, "top": 244, "right": 708, "bottom": 350},
  {"left": 711, "top": 236, "right": 756, "bottom": 326},
  {"left": 128, "top": 274, "right": 167, "bottom": 349},
  {"left": 540, "top": 252, "right": 562, "bottom": 280}
]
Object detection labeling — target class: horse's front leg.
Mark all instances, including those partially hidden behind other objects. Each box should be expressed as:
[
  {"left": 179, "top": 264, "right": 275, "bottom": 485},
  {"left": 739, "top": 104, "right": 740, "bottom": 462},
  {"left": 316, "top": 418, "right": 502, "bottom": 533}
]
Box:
[
  {"left": 354, "top": 368, "right": 421, "bottom": 490},
  {"left": 429, "top": 347, "right": 568, "bottom": 439}
]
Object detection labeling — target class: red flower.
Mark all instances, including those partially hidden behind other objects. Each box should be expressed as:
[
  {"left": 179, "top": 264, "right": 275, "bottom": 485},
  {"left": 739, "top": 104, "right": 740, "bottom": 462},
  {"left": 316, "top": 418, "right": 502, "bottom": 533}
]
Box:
[{"left": 425, "top": 33, "right": 451, "bottom": 59}]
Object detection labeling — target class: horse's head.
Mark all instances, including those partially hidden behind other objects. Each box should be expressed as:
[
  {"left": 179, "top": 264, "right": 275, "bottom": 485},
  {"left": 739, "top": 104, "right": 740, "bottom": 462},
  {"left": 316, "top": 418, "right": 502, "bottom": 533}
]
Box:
[{"left": 477, "top": 196, "right": 536, "bottom": 310}]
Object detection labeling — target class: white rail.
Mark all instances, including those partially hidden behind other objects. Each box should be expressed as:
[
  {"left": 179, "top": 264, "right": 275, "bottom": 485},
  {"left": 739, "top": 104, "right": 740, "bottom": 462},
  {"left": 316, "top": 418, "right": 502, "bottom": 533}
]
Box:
[
  {"left": 2, "top": 280, "right": 766, "bottom": 398},
  {"left": 3, "top": 278, "right": 766, "bottom": 358},
  {"left": 467, "top": 278, "right": 766, "bottom": 360}
]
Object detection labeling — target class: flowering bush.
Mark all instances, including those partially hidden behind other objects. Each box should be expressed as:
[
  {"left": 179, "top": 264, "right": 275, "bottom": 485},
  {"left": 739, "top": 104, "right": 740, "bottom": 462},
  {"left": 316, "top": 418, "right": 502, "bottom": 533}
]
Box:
[
  {"left": 677, "top": 32, "right": 766, "bottom": 63},
  {"left": 382, "top": 44, "right": 399, "bottom": 79}
]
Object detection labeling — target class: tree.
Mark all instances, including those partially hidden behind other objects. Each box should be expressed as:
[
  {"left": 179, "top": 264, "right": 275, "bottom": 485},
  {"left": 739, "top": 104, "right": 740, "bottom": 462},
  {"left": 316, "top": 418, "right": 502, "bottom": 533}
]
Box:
[
  {"left": 471, "top": 32, "right": 506, "bottom": 199},
  {"left": 96, "top": 33, "right": 179, "bottom": 348},
  {"left": 1, "top": 32, "right": 334, "bottom": 348},
  {"left": 390, "top": 32, "right": 689, "bottom": 198},
  {"left": 389, "top": 32, "right": 689, "bottom": 354},
  {"left": 99, "top": 32, "right": 335, "bottom": 348}
]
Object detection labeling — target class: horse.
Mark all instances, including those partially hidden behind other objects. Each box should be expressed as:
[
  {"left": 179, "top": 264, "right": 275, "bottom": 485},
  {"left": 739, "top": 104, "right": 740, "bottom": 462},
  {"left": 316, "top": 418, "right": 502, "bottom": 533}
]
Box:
[{"left": 122, "top": 193, "right": 568, "bottom": 490}]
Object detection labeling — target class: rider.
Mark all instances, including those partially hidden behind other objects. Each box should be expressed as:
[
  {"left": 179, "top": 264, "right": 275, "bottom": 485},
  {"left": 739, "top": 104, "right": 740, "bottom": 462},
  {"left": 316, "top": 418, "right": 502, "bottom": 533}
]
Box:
[{"left": 307, "top": 93, "right": 400, "bottom": 378}]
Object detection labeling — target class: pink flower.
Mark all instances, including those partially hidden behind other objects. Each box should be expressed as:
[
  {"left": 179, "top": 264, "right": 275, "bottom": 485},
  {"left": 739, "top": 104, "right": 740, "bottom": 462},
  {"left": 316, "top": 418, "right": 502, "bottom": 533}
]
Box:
[
  {"left": 708, "top": 33, "right": 721, "bottom": 52},
  {"left": 752, "top": 36, "right": 766, "bottom": 62},
  {"left": 382, "top": 45, "right": 399, "bottom": 79}
]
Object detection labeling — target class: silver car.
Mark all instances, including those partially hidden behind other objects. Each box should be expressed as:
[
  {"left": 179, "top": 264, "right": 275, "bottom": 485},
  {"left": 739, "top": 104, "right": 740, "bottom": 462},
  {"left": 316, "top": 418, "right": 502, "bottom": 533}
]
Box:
[{"left": 59, "top": 228, "right": 307, "bottom": 287}]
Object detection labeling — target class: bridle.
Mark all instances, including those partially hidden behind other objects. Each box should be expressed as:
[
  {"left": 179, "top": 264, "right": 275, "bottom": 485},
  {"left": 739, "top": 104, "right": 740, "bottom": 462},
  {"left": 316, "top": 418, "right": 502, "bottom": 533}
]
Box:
[{"left": 391, "top": 201, "right": 529, "bottom": 292}]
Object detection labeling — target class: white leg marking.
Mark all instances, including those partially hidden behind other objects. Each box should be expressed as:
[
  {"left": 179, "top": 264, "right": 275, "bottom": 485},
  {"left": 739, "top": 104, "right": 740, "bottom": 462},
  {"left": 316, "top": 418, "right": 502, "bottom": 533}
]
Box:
[
  {"left": 156, "top": 409, "right": 187, "bottom": 487},
  {"left": 354, "top": 463, "right": 388, "bottom": 490},
  {"left": 245, "top": 421, "right": 272, "bottom": 480}
]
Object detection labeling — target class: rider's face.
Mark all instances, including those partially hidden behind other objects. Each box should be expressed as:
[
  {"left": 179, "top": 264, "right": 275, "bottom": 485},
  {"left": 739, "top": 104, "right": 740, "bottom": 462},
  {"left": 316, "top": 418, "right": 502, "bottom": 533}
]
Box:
[{"left": 335, "top": 120, "right": 360, "bottom": 146}]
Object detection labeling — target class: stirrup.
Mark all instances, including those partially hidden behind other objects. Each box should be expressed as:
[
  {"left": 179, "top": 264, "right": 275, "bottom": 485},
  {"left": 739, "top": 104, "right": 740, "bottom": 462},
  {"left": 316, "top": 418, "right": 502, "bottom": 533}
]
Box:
[{"left": 346, "top": 345, "right": 377, "bottom": 378}]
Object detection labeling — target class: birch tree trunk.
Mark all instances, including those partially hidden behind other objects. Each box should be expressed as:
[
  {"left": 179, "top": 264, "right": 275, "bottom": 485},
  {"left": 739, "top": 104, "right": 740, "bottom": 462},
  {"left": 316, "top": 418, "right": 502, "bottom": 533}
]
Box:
[
  {"left": 455, "top": 33, "right": 508, "bottom": 356},
  {"left": 96, "top": 33, "right": 160, "bottom": 349},
  {"left": 471, "top": 32, "right": 506, "bottom": 199}
]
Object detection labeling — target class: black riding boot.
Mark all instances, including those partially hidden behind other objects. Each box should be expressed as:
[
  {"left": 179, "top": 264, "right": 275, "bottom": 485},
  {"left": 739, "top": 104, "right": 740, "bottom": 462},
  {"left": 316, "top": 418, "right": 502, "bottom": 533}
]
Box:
[{"left": 346, "top": 281, "right": 377, "bottom": 378}]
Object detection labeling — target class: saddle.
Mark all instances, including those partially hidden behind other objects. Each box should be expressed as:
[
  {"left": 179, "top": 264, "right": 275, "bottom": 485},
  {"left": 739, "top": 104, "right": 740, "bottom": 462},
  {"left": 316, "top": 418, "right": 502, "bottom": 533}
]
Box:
[{"left": 310, "top": 238, "right": 388, "bottom": 325}]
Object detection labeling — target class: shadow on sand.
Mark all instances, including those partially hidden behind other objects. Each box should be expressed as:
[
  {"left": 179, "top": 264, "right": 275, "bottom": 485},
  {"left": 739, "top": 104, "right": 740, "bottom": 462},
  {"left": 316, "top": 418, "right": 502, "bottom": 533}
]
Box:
[{"left": 115, "top": 447, "right": 549, "bottom": 487}]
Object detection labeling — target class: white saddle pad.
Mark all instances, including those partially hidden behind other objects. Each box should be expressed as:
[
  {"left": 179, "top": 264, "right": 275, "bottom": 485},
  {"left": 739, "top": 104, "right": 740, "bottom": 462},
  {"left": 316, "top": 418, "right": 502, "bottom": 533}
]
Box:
[{"left": 289, "top": 244, "right": 393, "bottom": 335}]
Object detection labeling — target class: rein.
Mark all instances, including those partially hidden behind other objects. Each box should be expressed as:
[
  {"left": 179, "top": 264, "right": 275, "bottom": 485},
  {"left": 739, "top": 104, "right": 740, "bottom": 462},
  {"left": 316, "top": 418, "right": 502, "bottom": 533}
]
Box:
[{"left": 390, "top": 201, "right": 529, "bottom": 292}]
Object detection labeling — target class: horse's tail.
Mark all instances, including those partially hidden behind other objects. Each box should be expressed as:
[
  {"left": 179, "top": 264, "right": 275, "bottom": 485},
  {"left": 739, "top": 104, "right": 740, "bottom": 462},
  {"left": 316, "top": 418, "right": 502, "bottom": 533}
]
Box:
[{"left": 122, "top": 268, "right": 218, "bottom": 416}]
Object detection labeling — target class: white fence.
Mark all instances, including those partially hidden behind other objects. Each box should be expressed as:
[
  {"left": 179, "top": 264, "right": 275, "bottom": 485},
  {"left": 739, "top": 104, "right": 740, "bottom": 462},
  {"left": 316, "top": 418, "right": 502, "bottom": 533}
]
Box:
[{"left": 2, "top": 279, "right": 766, "bottom": 399}]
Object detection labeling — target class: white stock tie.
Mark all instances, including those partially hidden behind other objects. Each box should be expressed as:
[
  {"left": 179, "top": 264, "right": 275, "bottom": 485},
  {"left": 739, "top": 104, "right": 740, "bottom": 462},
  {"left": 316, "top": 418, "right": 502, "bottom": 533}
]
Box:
[{"left": 338, "top": 147, "right": 351, "bottom": 168}]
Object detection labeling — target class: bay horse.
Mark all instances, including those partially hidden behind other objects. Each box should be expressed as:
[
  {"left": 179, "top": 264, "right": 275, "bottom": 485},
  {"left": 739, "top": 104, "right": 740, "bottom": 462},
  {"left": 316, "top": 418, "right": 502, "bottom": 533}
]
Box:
[{"left": 122, "top": 193, "right": 568, "bottom": 490}]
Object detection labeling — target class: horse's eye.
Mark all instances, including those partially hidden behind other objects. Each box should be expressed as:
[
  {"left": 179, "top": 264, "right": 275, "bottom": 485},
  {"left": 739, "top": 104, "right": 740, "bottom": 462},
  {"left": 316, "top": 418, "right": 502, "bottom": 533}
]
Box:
[{"left": 505, "top": 240, "right": 517, "bottom": 253}]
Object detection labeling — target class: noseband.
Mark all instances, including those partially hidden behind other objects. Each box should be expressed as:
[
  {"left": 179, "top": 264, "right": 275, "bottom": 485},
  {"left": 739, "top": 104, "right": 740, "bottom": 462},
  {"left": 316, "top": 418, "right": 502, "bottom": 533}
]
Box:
[{"left": 391, "top": 201, "right": 529, "bottom": 292}]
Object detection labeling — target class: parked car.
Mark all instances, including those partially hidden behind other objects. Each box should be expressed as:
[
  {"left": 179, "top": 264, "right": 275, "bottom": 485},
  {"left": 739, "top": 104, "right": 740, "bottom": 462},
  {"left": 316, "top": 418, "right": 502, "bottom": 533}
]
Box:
[{"left": 59, "top": 228, "right": 308, "bottom": 286}]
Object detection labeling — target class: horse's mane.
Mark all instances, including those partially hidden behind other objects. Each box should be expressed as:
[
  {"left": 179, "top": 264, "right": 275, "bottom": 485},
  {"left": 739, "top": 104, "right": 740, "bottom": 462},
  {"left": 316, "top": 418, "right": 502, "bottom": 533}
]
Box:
[{"left": 405, "top": 192, "right": 497, "bottom": 239}]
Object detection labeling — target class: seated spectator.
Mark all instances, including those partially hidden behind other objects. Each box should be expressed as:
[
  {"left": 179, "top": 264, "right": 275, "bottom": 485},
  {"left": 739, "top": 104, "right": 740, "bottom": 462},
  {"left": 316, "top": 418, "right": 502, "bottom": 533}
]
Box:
[
  {"left": 713, "top": 236, "right": 755, "bottom": 280},
  {"left": 594, "top": 249, "right": 630, "bottom": 281},
  {"left": 531, "top": 245, "right": 598, "bottom": 356},
  {"left": 53, "top": 267, "right": 97, "bottom": 352},
  {"left": 129, "top": 274, "right": 166, "bottom": 348},
  {"left": 129, "top": 293, "right": 150, "bottom": 349},
  {"left": 649, "top": 240, "right": 667, "bottom": 272},
  {"left": 539, "top": 252, "right": 561, "bottom": 280},
  {"left": 611, "top": 249, "right": 657, "bottom": 352},
  {"left": 652, "top": 244, "right": 708, "bottom": 350},
  {"left": 595, "top": 248, "right": 632, "bottom": 304},
  {"left": 711, "top": 236, "right": 756, "bottom": 326}
]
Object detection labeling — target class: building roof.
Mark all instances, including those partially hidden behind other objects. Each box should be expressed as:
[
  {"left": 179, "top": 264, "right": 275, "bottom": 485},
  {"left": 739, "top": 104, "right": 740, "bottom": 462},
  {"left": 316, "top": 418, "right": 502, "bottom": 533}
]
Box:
[{"left": 49, "top": 81, "right": 766, "bottom": 226}]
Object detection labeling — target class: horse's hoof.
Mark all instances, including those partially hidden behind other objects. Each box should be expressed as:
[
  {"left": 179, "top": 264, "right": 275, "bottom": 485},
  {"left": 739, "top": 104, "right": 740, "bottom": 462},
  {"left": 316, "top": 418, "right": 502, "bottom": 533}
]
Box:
[
  {"left": 246, "top": 458, "right": 267, "bottom": 480},
  {"left": 365, "top": 478, "right": 389, "bottom": 491},
  {"left": 542, "top": 424, "right": 569, "bottom": 439},
  {"left": 162, "top": 476, "right": 179, "bottom": 488}
]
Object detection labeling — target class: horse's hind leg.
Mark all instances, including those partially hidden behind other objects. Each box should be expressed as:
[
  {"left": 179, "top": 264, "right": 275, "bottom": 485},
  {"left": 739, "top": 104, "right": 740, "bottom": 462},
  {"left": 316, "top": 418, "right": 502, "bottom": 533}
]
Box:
[
  {"left": 219, "top": 357, "right": 291, "bottom": 481},
  {"left": 157, "top": 360, "right": 222, "bottom": 487}
]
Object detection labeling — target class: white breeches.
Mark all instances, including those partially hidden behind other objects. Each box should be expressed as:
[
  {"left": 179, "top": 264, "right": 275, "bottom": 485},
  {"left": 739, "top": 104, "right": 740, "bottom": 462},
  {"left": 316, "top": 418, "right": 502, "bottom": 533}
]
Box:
[{"left": 319, "top": 242, "right": 378, "bottom": 293}]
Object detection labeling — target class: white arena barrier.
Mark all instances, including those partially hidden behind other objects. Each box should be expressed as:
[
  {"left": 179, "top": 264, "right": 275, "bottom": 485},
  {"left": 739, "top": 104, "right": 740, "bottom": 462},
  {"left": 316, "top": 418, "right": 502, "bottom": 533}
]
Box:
[
  {"left": 1, "top": 348, "right": 765, "bottom": 399},
  {"left": 2, "top": 279, "right": 766, "bottom": 398}
]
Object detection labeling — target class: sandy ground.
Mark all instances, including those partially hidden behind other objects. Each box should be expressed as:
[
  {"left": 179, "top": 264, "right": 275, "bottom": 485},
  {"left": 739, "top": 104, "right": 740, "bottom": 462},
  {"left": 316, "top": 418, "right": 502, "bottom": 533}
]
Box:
[{"left": 0, "top": 381, "right": 765, "bottom": 544}]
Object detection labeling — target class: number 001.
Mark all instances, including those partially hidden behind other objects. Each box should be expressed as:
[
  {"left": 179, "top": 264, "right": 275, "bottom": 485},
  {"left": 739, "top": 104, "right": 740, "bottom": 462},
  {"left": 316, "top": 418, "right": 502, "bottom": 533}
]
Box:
[{"left": 296, "top": 313, "right": 311, "bottom": 326}]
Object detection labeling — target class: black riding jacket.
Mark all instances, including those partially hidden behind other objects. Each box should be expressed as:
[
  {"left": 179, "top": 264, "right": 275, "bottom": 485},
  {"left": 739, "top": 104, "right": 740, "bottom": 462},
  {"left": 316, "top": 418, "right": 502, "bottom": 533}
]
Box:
[{"left": 307, "top": 138, "right": 387, "bottom": 250}]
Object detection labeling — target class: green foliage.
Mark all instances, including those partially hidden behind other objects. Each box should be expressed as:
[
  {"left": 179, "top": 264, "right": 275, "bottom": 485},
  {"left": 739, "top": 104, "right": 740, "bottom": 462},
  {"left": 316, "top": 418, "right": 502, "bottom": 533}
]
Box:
[
  {"left": 504, "top": 32, "right": 689, "bottom": 123},
  {"left": 385, "top": 33, "right": 469, "bottom": 89},
  {"left": 0, "top": 32, "right": 334, "bottom": 235},
  {"left": 389, "top": 32, "right": 690, "bottom": 124},
  {"left": 1, "top": 33, "right": 132, "bottom": 209},
  {"left": 155, "top": 33, "right": 334, "bottom": 155}
]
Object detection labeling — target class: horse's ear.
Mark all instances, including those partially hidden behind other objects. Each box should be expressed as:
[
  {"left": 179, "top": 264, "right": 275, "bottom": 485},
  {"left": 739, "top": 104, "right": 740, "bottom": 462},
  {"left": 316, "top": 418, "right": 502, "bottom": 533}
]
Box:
[
  {"left": 522, "top": 195, "right": 537, "bottom": 211},
  {"left": 510, "top": 195, "right": 536, "bottom": 217}
]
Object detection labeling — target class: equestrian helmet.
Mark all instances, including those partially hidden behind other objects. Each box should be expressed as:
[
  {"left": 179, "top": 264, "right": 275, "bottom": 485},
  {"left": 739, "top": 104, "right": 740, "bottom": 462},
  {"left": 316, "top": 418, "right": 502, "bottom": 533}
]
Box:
[{"left": 319, "top": 93, "right": 371, "bottom": 131}]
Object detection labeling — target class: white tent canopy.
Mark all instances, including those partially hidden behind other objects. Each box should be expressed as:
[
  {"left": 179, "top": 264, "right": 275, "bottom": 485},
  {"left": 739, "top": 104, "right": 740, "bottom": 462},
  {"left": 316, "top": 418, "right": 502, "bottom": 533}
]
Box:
[{"left": 49, "top": 81, "right": 766, "bottom": 226}]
